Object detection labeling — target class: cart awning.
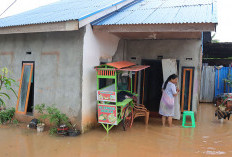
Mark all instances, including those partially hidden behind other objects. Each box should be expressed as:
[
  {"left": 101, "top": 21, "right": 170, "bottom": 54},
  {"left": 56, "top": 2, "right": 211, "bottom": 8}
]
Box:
[
  {"left": 120, "top": 65, "right": 150, "bottom": 72},
  {"left": 106, "top": 61, "right": 135, "bottom": 69}
]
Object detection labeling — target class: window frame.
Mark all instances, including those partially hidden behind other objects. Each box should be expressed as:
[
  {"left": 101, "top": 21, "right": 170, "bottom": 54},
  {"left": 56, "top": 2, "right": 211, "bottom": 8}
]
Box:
[{"left": 16, "top": 63, "right": 33, "bottom": 114}]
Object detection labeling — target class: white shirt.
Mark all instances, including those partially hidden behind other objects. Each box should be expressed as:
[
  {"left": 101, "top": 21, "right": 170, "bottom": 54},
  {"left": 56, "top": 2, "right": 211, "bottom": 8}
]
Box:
[{"left": 163, "top": 82, "right": 177, "bottom": 98}]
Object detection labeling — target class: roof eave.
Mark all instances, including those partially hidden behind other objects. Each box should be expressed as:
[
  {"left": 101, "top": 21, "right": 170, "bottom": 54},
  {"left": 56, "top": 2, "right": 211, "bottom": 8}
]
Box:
[
  {"left": 0, "top": 20, "right": 79, "bottom": 34},
  {"left": 93, "top": 23, "right": 217, "bottom": 33}
]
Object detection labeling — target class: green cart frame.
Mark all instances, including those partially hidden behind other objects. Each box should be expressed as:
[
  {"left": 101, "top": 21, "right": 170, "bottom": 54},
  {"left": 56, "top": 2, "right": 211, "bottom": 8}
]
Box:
[{"left": 95, "top": 61, "right": 149, "bottom": 133}]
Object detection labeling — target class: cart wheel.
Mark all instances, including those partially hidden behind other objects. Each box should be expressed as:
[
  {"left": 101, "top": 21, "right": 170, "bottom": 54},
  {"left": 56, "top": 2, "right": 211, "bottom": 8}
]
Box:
[{"left": 123, "top": 105, "right": 133, "bottom": 131}]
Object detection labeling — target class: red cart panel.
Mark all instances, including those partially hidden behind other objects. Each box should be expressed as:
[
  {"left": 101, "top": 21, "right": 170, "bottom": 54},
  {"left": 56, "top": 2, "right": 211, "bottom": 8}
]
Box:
[{"left": 98, "top": 104, "right": 117, "bottom": 125}]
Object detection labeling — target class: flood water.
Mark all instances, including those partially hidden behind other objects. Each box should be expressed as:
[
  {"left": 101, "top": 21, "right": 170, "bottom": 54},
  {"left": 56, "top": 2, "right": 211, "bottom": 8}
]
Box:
[{"left": 0, "top": 103, "right": 232, "bottom": 157}]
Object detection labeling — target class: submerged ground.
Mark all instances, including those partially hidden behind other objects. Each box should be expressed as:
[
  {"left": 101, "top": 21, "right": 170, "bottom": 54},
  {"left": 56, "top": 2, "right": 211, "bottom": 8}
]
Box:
[{"left": 0, "top": 103, "right": 231, "bottom": 157}]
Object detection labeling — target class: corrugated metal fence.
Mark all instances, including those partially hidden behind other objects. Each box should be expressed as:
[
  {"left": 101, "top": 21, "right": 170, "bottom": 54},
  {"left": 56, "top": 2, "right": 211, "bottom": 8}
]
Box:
[
  {"left": 215, "top": 67, "right": 232, "bottom": 96},
  {"left": 200, "top": 66, "right": 215, "bottom": 102},
  {"left": 200, "top": 66, "right": 232, "bottom": 102}
]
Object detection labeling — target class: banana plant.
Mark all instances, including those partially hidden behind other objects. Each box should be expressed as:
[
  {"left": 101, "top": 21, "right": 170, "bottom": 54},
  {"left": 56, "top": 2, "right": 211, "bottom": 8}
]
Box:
[{"left": 0, "top": 67, "right": 18, "bottom": 109}]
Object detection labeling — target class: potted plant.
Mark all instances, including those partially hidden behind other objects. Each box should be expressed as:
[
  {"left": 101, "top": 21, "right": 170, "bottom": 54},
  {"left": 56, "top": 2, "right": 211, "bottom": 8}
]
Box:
[
  {"left": 37, "top": 123, "right": 45, "bottom": 132},
  {"left": 35, "top": 104, "right": 47, "bottom": 132}
]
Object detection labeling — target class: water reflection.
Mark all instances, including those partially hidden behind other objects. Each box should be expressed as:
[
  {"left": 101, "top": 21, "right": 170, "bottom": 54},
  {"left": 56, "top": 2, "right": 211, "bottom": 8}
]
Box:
[{"left": 0, "top": 104, "right": 232, "bottom": 156}]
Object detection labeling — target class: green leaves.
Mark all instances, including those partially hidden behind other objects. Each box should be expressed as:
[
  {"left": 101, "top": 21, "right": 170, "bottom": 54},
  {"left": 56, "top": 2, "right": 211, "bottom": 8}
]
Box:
[
  {"left": 35, "top": 104, "right": 71, "bottom": 134},
  {"left": 35, "top": 104, "right": 47, "bottom": 123},
  {"left": 0, "top": 108, "right": 15, "bottom": 124},
  {"left": 49, "top": 127, "right": 58, "bottom": 135},
  {"left": 1, "top": 67, "right": 8, "bottom": 75},
  {"left": 0, "top": 67, "right": 18, "bottom": 108},
  {"left": 0, "top": 92, "right": 10, "bottom": 100},
  {"left": 46, "top": 104, "right": 70, "bottom": 127},
  {"left": 35, "top": 104, "right": 46, "bottom": 114},
  {"left": 10, "top": 88, "right": 18, "bottom": 98},
  {"left": 0, "top": 98, "right": 5, "bottom": 108},
  {"left": 224, "top": 73, "right": 232, "bottom": 87}
]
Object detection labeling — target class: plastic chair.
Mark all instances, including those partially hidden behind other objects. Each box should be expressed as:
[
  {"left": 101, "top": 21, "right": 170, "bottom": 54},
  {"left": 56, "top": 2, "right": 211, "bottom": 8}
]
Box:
[
  {"left": 133, "top": 104, "right": 149, "bottom": 125},
  {"left": 182, "top": 111, "right": 196, "bottom": 128}
]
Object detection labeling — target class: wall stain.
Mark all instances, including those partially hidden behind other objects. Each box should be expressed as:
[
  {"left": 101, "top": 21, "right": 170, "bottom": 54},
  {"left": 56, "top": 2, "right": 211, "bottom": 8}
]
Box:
[
  {"left": 41, "top": 51, "right": 60, "bottom": 76},
  {"left": 0, "top": 51, "right": 14, "bottom": 67}
]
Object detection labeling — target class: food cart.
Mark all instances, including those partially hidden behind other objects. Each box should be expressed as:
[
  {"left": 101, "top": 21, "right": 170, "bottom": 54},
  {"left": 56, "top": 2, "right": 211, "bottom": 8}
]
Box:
[{"left": 95, "top": 61, "right": 149, "bottom": 133}]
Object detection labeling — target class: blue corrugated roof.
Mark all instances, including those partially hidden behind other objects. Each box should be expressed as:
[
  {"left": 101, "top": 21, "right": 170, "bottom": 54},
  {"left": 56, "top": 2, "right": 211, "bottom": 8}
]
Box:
[
  {"left": 0, "top": 0, "right": 125, "bottom": 28},
  {"left": 93, "top": 0, "right": 218, "bottom": 25}
]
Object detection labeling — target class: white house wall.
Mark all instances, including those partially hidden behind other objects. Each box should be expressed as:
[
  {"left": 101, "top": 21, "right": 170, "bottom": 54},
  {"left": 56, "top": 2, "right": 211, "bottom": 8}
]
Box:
[
  {"left": 82, "top": 24, "right": 120, "bottom": 132},
  {"left": 113, "top": 39, "right": 202, "bottom": 112}
]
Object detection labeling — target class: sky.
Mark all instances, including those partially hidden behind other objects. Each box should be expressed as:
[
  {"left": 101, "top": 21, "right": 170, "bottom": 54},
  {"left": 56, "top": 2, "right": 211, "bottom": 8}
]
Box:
[
  {"left": 0, "top": 0, "right": 59, "bottom": 18},
  {"left": 0, "top": 0, "right": 231, "bottom": 42},
  {"left": 213, "top": 0, "right": 232, "bottom": 42}
]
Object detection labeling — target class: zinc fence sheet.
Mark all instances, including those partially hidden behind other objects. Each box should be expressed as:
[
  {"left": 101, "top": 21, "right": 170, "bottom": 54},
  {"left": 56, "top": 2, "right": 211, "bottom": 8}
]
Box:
[{"left": 200, "top": 66, "right": 215, "bottom": 102}]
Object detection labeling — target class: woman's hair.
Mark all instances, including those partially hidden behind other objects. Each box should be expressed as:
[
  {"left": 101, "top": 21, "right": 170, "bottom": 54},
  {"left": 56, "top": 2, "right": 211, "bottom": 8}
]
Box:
[{"left": 163, "top": 74, "right": 178, "bottom": 90}]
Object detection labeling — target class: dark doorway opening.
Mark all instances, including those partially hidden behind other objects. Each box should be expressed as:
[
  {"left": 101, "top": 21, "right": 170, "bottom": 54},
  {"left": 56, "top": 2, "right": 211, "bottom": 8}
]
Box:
[
  {"left": 22, "top": 61, "right": 35, "bottom": 115},
  {"left": 180, "top": 67, "right": 194, "bottom": 112},
  {"left": 140, "top": 59, "right": 163, "bottom": 115}
]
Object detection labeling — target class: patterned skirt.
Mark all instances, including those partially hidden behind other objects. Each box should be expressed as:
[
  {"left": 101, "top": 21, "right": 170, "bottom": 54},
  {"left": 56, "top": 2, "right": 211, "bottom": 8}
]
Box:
[{"left": 159, "top": 91, "right": 174, "bottom": 117}]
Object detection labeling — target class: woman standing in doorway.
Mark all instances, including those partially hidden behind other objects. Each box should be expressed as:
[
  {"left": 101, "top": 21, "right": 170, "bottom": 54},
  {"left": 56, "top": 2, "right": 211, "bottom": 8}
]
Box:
[{"left": 159, "top": 74, "right": 179, "bottom": 127}]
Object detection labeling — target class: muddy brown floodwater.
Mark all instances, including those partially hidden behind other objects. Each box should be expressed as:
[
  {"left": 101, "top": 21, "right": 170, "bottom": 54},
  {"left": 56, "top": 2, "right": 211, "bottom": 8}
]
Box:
[{"left": 0, "top": 103, "right": 232, "bottom": 157}]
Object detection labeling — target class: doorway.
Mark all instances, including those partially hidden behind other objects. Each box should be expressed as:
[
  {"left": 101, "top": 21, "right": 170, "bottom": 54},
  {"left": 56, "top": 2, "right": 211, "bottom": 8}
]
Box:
[
  {"left": 16, "top": 61, "right": 34, "bottom": 115},
  {"left": 140, "top": 59, "right": 163, "bottom": 114},
  {"left": 180, "top": 67, "right": 194, "bottom": 112}
]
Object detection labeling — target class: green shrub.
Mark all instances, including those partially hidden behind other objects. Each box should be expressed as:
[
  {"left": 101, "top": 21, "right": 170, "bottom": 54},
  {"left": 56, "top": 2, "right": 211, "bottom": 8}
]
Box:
[
  {"left": 35, "top": 104, "right": 47, "bottom": 123},
  {"left": 49, "top": 127, "right": 57, "bottom": 135},
  {"left": 35, "top": 104, "right": 71, "bottom": 134},
  {"left": 0, "top": 107, "right": 15, "bottom": 124},
  {"left": 12, "top": 119, "right": 19, "bottom": 125},
  {"left": 46, "top": 105, "right": 71, "bottom": 127}
]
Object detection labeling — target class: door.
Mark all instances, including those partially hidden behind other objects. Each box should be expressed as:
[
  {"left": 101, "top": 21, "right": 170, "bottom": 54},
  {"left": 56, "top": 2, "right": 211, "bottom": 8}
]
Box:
[
  {"left": 16, "top": 63, "right": 33, "bottom": 114},
  {"left": 141, "top": 59, "right": 163, "bottom": 114},
  {"left": 162, "top": 59, "right": 180, "bottom": 120},
  {"left": 180, "top": 67, "right": 194, "bottom": 112}
]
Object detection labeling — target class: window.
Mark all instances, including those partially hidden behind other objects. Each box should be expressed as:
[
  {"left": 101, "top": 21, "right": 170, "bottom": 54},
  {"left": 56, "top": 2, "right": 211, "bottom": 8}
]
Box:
[{"left": 16, "top": 63, "right": 34, "bottom": 114}]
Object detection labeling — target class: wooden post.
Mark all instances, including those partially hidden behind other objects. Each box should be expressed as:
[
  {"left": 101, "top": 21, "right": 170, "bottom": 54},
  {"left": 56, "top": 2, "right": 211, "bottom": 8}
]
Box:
[
  {"left": 134, "top": 72, "right": 137, "bottom": 93},
  {"left": 142, "top": 70, "right": 145, "bottom": 105}
]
